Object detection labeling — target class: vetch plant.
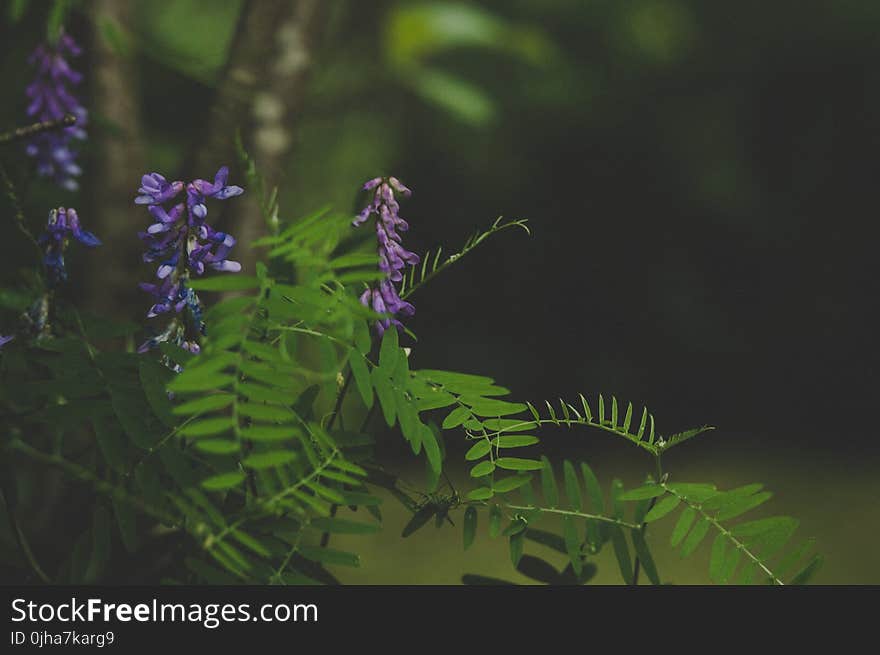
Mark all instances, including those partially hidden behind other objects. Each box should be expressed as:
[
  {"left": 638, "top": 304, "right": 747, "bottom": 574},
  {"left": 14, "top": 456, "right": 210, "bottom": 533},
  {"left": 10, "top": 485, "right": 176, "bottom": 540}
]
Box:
[
  {"left": 24, "top": 206, "right": 100, "bottom": 340},
  {"left": 39, "top": 206, "right": 101, "bottom": 286},
  {"left": 0, "top": 24, "right": 823, "bottom": 587},
  {"left": 135, "top": 167, "right": 243, "bottom": 357},
  {"left": 0, "top": 202, "right": 100, "bottom": 344}
]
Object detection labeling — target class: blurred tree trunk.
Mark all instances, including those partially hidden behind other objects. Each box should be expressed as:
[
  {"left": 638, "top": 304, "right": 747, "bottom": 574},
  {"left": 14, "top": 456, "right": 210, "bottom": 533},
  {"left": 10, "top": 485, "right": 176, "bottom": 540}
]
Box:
[
  {"left": 84, "top": 0, "right": 145, "bottom": 320},
  {"left": 187, "top": 0, "right": 330, "bottom": 275}
]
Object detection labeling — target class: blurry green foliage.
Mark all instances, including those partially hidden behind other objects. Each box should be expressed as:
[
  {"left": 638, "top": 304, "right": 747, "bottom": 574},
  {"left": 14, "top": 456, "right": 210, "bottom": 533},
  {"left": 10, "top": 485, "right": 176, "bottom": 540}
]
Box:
[
  {"left": 384, "top": 1, "right": 557, "bottom": 125},
  {"left": 134, "top": 0, "right": 243, "bottom": 83},
  {"left": 7, "top": 0, "right": 28, "bottom": 23},
  {"left": 97, "top": 13, "right": 132, "bottom": 58},
  {"left": 385, "top": 1, "right": 554, "bottom": 66},
  {"left": 618, "top": 0, "right": 695, "bottom": 64}
]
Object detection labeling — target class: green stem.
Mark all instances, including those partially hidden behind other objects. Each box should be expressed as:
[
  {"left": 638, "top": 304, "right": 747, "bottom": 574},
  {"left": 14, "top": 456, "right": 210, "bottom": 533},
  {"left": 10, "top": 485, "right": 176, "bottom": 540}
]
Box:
[
  {"left": 125, "top": 411, "right": 209, "bottom": 478},
  {"left": 631, "top": 454, "right": 665, "bottom": 585},
  {"left": 1, "top": 485, "right": 51, "bottom": 583},
  {"left": 263, "top": 446, "right": 341, "bottom": 507},
  {"left": 272, "top": 521, "right": 309, "bottom": 584},
  {"left": 359, "top": 403, "right": 378, "bottom": 433},
  {"left": 8, "top": 437, "right": 341, "bottom": 579},
  {"left": 8, "top": 439, "right": 177, "bottom": 525},
  {"left": 0, "top": 160, "right": 42, "bottom": 257},
  {"left": 319, "top": 369, "right": 353, "bottom": 548},
  {"left": 328, "top": 369, "right": 353, "bottom": 432},
  {"left": 502, "top": 504, "right": 640, "bottom": 529},
  {"left": 479, "top": 416, "right": 660, "bottom": 456}
]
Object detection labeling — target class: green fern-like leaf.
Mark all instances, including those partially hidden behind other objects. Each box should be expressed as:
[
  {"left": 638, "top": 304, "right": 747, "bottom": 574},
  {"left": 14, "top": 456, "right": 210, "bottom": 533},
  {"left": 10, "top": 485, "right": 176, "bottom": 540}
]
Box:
[
  {"left": 624, "top": 480, "right": 822, "bottom": 585},
  {"left": 481, "top": 392, "right": 715, "bottom": 456}
]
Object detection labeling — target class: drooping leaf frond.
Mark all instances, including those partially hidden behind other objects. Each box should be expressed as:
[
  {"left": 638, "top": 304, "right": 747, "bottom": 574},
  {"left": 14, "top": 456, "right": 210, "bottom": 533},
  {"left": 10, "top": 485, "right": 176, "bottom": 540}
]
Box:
[{"left": 619, "top": 479, "right": 823, "bottom": 585}]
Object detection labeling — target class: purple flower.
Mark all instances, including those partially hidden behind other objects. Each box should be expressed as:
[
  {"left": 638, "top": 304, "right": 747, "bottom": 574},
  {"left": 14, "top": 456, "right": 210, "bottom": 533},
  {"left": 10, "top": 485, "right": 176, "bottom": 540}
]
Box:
[
  {"left": 140, "top": 277, "right": 185, "bottom": 318},
  {"left": 37, "top": 207, "right": 100, "bottom": 286},
  {"left": 354, "top": 177, "right": 419, "bottom": 335},
  {"left": 0, "top": 335, "right": 14, "bottom": 349},
  {"left": 191, "top": 166, "right": 244, "bottom": 201},
  {"left": 136, "top": 320, "right": 181, "bottom": 355},
  {"left": 388, "top": 177, "right": 411, "bottom": 197},
  {"left": 24, "top": 30, "right": 87, "bottom": 191},
  {"left": 359, "top": 281, "right": 416, "bottom": 337},
  {"left": 136, "top": 167, "right": 243, "bottom": 355},
  {"left": 186, "top": 226, "right": 241, "bottom": 275},
  {"left": 136, "top": 173, "right": 184, "bottom": 206}
]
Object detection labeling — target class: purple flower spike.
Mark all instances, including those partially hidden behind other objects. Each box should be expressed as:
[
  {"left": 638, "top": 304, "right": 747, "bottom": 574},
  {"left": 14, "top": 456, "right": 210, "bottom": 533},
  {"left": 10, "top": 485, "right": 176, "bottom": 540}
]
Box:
[
  {"left": 58, "top": 33, "right": 83, "bottom": 57},
  {"left": 0, "top": 335, "right": 14, "bottom": 349},
  {"left": 354, "top": 176, "right": 419, "bottom": 336},
  {"left": 37, "top": 207, "right": 100, "bottom": 286},
  {"left": 136, "top": 166, "right": 244, "bottom": 357},
  {"left": 24, "top": 29, "right": 87, "bottom": 191}
]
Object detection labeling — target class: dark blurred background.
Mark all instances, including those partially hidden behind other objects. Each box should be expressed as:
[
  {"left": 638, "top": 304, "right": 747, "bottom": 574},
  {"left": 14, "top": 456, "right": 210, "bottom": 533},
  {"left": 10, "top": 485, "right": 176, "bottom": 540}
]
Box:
[{"left": 1, "top": 0, "right": 878, "bottom": 582}]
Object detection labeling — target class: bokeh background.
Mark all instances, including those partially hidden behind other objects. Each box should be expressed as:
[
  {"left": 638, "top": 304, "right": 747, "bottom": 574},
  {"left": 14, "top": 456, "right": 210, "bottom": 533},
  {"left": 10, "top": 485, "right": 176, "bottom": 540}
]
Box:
[{"left": 1, "top": 0, "right": 878, "bottom": 583}]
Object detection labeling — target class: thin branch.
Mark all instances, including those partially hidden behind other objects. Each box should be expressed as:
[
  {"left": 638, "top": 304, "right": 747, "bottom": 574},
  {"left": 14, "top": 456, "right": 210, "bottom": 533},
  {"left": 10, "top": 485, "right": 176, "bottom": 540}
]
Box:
[
  {"left": 327, "top": 370, "right": 352, "bottom": 432},
  {"left": 1, "top": 486, "right": 51, "bottom": 583},
  {"left": 0, "top": 114, "right": 76, "bottom": 145},
  {"left": 0, "top": 160, "right": 42, "bottom": 257},
  {"left": 479, "top": 415, "right": 661, "bottom": 456},
  {"left": 273, "top": 520, "right": 309, "bottom": 583},
  {"left": 8, "top": 439, "right": 177, "bottom": 526},
  {"left": 503, "top": 504, "right": 640, "bottom": 529},
  {"left": 631, "top": 456, "right": 664, "bottom": 585}
]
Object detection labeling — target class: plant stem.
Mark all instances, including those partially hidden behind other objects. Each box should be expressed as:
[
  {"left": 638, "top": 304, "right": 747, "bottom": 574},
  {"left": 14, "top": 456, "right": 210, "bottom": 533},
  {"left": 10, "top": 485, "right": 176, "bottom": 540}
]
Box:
[
  {"left": 481, "top": 416, "right": 661, "bottom": 456},
  {"left": 328, "top": 369, "right": 353, "bottom": 432},
  {"left": 0, "top": 114, "right": 76, "bottom": 145},
  {"left": 631, "top": 453, "right": 664, "bottom": 585},
  {"left": 319, "top": 367, "right": 357, "bottom": 548},
  {"left": 1, "top": 485, "right": 51, "bottom": 583},
  {"left": 8, "top": 439, "right": 176, "bottom": 525},
  {"left": 359, "top": 402, "right": 378, "bottom": 433},
  {"left": 503, "top": 504, "right": 640, "bottom": 529},
  {"left": 0, "top": 160, "right": 42, "bottom": 257}
]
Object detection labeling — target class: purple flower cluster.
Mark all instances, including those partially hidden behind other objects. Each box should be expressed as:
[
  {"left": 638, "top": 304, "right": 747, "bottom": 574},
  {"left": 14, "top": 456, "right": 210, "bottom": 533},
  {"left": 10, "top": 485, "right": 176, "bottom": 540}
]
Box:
[
  {"left": 38, "top": 207, "right": 101, "bottom": 286},
  {"left": 354, "top": 177, "right": 418, "bottom": 336},
  {"left": 25, "top": 31, "right": 87, "bottom": 191},
  {"left": 0, "top": 207, "right": 98, "bottom": 347},
  {"left": 135, "top": 167, "right": 243, "bottom": 354}
]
